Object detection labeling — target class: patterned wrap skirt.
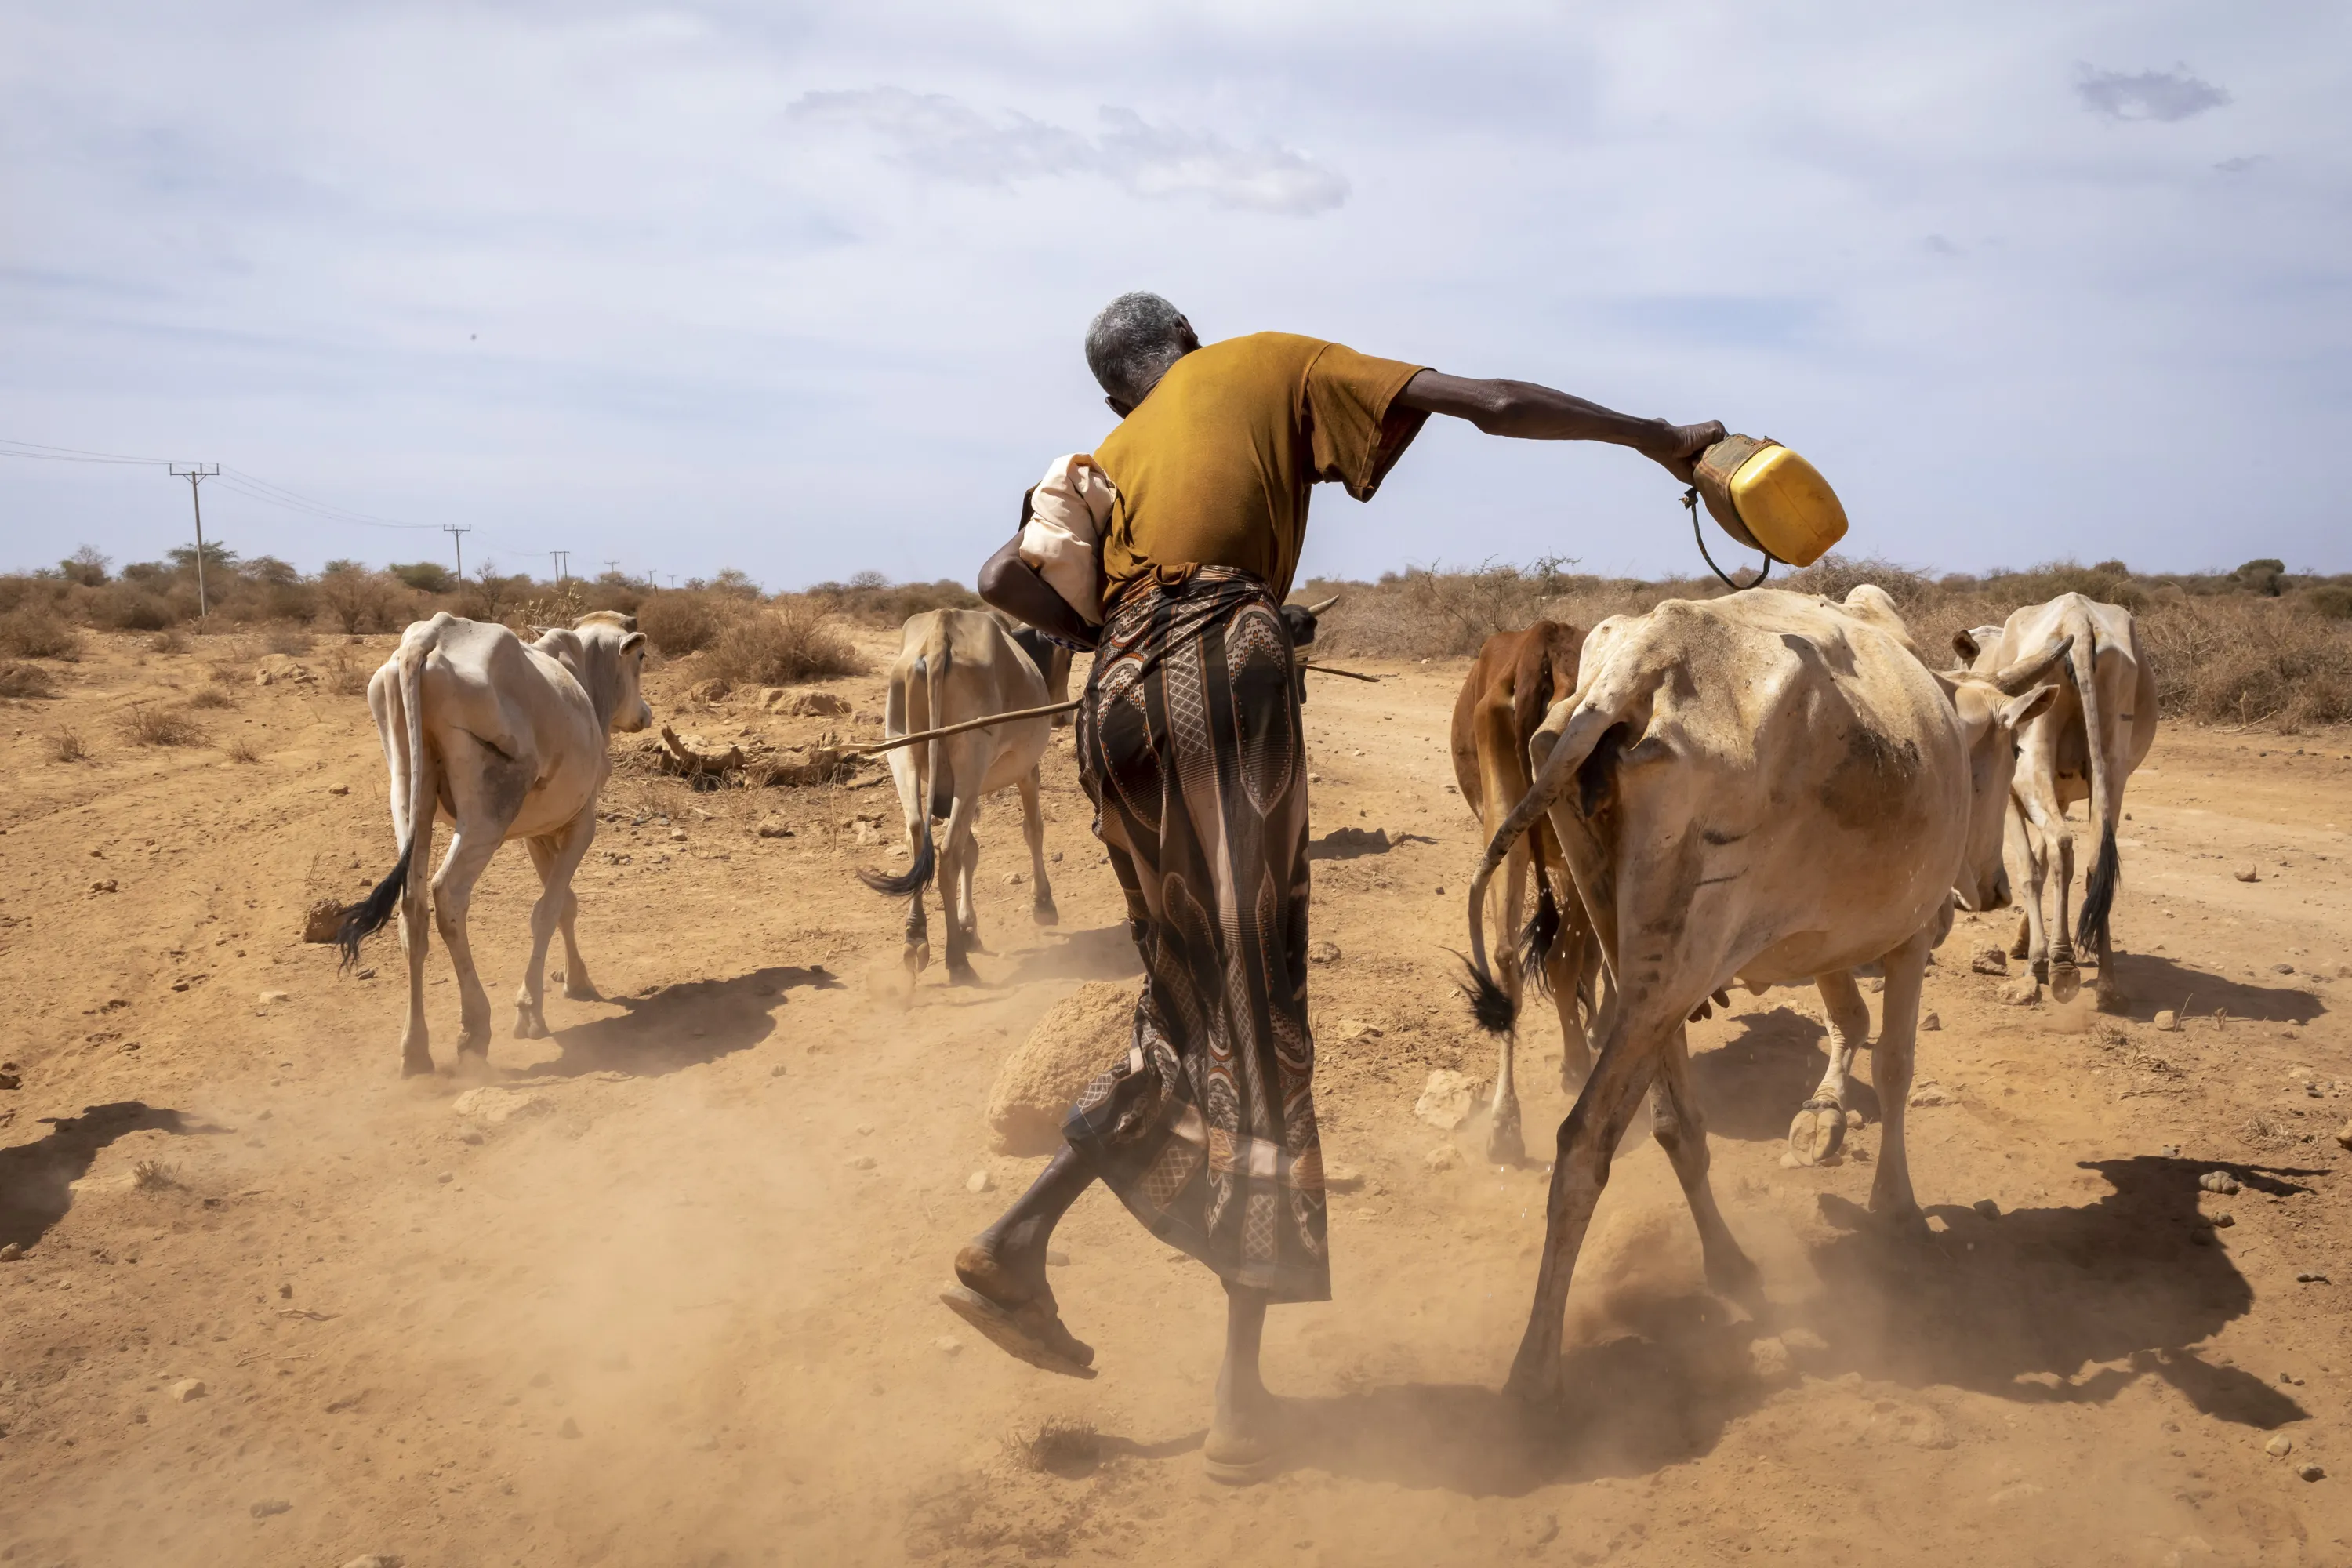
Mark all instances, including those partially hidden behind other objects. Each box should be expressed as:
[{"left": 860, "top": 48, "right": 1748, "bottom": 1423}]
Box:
[{"left": 1061, "top": 566, "right": 1329, "bottom": 1303}]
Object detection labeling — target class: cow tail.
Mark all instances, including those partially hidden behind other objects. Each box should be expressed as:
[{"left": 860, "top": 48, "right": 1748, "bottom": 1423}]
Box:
[
  {"left": 858, "top": 641, "right": 943, "bottom": 900},
  {"left": 2071, "top": 620, "right": 2121, "bottom": 953},
  {"left": 338, "top": 628, "right": 436, "bottom": 966},
  {"left": 1514, "top": 641, "right": 1566, "bottom": 996}
]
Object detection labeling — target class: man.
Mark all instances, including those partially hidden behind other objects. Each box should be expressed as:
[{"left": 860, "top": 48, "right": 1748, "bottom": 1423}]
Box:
[{"left": 951, "top": 292, "right": 1722, "bottom": 1482}]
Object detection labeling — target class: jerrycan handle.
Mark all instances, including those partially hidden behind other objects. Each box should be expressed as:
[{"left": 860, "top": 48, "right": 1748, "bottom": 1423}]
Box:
[{"left": 1683, "top": 487, "right": 1773, "bottom": 591}]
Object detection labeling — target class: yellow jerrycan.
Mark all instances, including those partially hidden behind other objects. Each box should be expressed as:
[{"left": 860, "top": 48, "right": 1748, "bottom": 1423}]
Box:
[{"left": 1689, "top": 434, "right": 1847, "bottom": 575}]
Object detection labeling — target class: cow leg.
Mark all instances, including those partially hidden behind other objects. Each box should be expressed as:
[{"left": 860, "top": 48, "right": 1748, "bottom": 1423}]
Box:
[
  {"left": 1019, "top": 770, "right": 1058, "bottom": 927},
  {"left": 1867, "top": 925, "right": 1935, "bottom": 1231},
  {"left": 1788, "top": 969, "right": 1870, "bottom": 1166},
  {"left": 2013, "top": 744, "right": 2073, "bottom": 997},
  {"left": 939, "top": 789, "right": 982, "bottom": 983},
  {"left": 2046, "top": 820, "right": 2081, "bottom": 1003},
  {"left": 903, "top": 887, "right": 931, "bottom": 983},
  {"left": 1504, "top": 1000, "right": 1667, "bottom": 1403},
  {"left": 1485, "top": 839, "right": 1533, "bottom": 1164},
  {"left": 514, "top": 818, "right": 593, "bottom": 1039},
  {"left": 397, "top": 825, "right": 434, "bottom": 1077},
  {"left": 2005, "top": 804, "right": 2038, "bottom": 962},
  {"left": 1651, "top": 1024, "right": 1759, "bottom": 1303},
  {"left": 429, "top": 826, "right": 503, "bottom": 1062},
  {"left": 1544, "top": 903, "right": 1592, "bottom": 1094}
]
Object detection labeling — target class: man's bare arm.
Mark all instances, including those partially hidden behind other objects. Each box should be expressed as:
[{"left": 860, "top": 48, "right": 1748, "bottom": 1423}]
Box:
[
  {"left": 1396, "top": 370, "right": 1723, "bottom": 485},
  {"left": 978, "top": 534, "right": 1100, "bottom": 650}
]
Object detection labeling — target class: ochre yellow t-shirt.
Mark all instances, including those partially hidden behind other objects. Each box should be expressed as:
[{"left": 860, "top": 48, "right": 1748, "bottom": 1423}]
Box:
[{"left": 1092, "top": 332, "right": 1428, "bottom": 606}]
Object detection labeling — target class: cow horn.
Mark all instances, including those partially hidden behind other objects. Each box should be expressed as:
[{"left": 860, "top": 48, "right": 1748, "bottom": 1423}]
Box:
[
  {"left": 1991, "top": 634, "right": 2072, "bottom": 695},
  {"left": 1304, "top": 595, "right": 1340, "bottom": 616}
]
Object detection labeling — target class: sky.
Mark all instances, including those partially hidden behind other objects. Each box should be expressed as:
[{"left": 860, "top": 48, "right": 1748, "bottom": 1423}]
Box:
[{"left": 2, "top": 0, "right": 2347, "bottom": 590}]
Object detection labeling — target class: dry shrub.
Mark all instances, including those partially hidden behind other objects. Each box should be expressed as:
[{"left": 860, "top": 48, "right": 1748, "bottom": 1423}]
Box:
[
  {"left": 314, "top": 568, "right": 400, "bottom": 634},
  {"left": 327, "top": 651, "right": 372, "bottom": 696},
  {"left": 132, "top": 1159, "right": 180, "bottom": 1191},
  {"left": 265, "top": 624, "right": 315, "bottom": 656},
  {"left": 186, "top": 685, "right": 238, "bottom": 710},
  {"left": 1018, "top": 1416, "right": 1100, "bottom": 1476},
  {"left": 637, "top": 590, "right": 724, "bottom": 655},
  {"left": 2139, "top": 597, "right": 2352, "bottom": 731},
  {"left": 124, "top": 704, "right": 205, "bottom": 747},
  {"left": 51, "top": 727, "right": 89, "bottom": 763},
  {"left": 0, "top": 604, "right": 83, "bottom": 660},
  {"left": 806, "top": 572, "right": 982, "bottom": 626},
  {"left": 147, "top": 629, "right": 188, "bottom": 655},
  {"left": 708, "top": 599, "right": 862, "bottom": 686},
  {"left": 225, "top": 736, "right": 263, "bottom": 764},
  {"left": 0, "top": 660, "right": 57, "bottom": 699}
]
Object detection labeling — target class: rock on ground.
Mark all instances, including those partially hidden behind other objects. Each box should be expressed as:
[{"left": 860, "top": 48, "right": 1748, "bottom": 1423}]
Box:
[
  {"left": 450, "top": 1087, "right": 547, "bottom": 1124},
  {"left": 1995, "top": 978, "right": 2039, "bottom": 1006},
  {"left": 1414, "top": 1069, "right": 1483, "bottom": 1131},
  {"left": 1970, "top": 947, "right": 2009, "bottom": 975},
  {"left": 303, "top": 898, "right": 345, "bottom": 944},
  {"left": 985, "top": 981, "right": 1136, "bottom": 1156}
]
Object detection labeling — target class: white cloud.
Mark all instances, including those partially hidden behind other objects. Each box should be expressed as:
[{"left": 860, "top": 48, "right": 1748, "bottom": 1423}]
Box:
[
  {"left": 786, "top": 87, "right": 1348, "bottom": 215},
  {"left": 2074, "top": 64, "right": 2231, "bottom": 122}
]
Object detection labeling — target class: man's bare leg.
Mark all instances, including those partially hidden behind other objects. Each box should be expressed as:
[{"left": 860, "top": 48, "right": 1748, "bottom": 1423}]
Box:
[
  {"left": 1204, "top": 1281, "right": 1279, "bottom": 1483},
  {"left": 946, "top": 1144, "right": 1098, "bottom": 1370}
]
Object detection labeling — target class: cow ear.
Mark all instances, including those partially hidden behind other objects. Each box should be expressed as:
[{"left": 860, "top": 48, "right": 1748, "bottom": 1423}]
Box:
[
  {"left": 622, "top": 632, "right": 647, "bottom": 655},
  {"left": 1951, "top": 630, "right": 1979, "bottom": 662},
  {"left": 1999, "top": 683, "right": 2058, "bottom": 731}
]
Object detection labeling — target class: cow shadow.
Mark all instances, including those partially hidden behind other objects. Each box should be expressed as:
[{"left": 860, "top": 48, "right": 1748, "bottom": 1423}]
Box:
[
  {"left": 521, "top": 965, "right": 837, "bottom": 1080},
  {"left": 998, "top": 926, "right": 1144, "bottom": 985},
  {"left": 2102, "top": 952, "right": 2323, "bottom": 1025},
  {"left": 1308, "top": 827, "right": 1439, "bottom": 861},
  {"left": 1690, "top": 1005, "right": 1882, "bottom": 1141},
  {"left": 0, "top": 1102, "right": 198, "bottom": 1250},
  {"left": 1254, "top": 1155, "right": 2301, "bottom": 1497}
]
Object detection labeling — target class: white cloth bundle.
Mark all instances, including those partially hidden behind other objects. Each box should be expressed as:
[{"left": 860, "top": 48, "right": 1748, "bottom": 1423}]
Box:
[{"left": 1018, "top": 452, "right": 1119, "bottom": 626}]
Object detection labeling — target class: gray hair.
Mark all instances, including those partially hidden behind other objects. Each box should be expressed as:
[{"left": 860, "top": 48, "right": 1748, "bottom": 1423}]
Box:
[{"left": 1085, "top": 292, "right": 1196, "bottom": 406}]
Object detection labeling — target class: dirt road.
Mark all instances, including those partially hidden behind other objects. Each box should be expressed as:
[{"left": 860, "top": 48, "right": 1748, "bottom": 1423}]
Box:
[{"left": 2, "top": 630, "right": 2348, "bottom": 1566}]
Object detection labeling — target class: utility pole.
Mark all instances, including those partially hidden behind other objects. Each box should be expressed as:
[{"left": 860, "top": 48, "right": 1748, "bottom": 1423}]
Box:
[
  {"left": 550, "top": 550, "right": 570, "bottom": 584},
  {"left": 167, "top": 465, "right": 220, "bottom": 617},
  {"left": 603, "top": 558, "right": 620, "bottom": 580},
  {"left": 442, "top": 524, "right": 472, "bottom": 582}
]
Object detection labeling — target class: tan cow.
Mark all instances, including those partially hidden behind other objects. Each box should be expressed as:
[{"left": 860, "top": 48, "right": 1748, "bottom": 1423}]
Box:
[
  {"left": 1953, "top": 594, "right": 2156, "bottom": 1009},
  {"left": 1457, "top": 586, "right": 2066, "bottom": 1402},
  {"left": 1448, "top": 620, "right": 1599, "bottom": 1162},
  {"left": 862, "top": 610, "right": 1071, "bottom": 984},
  {"left": 336, "top": 611, "right": 651, "bottom": 1075}
]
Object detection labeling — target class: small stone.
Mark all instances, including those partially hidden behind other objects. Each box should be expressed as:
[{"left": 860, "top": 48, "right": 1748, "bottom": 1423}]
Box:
[
  {"left": 558, "top": 1417, "right": 582, "bottom": 1439},
  {"left": 1908, "top": 1082, "right": 1955, "bottom": 1108},
  {"left": 1970, "top": 947, "right": 2009, "bottom": 975},
  {"left": 2274, "top": 963, "right": 2296, "bottom": 975},
  {"left": 328, "top": 783, "right": 350, "bottom": 796},
  {"left": 1920, "top": 1012, "right": 1941, "bottom": 1032},
  {"left": 1308, "top": 940, "right": 1341, "bottom": 965},
  {"left": 89, "top": 878, "right": 118, "bottom": 895},
  {"left": 1995, "top": 977, "right": 2039, "bottom": 1006},
  {"left": 2211, "top": 1212, "right": 2234, "bottom": 1227},
  {"left": 436, "top": 1171, "right": 453, "bottom": 1185},
  {"left": 2299, "top": 1464, "right": 2325, "bottom": 1483},
  {"left": 2235, "top": 865, "right": 2259, "bottom": 883},
  {"left": 450, "top": 1087, "right": 546, "bottom": 1124},
  {"left": 965, "top": 1170, "right": 993, "bottom": 1194},
  {"left": 1003, "top": 870, "right": 1026, "bottom": 886},
  {"left": 768, "top": 1064, "right": 786, "bottom": 1078},
  {"left": 355, "top": 967, "right": 376, "bottom": 981},
  {"left": 1321, "top": 1163, "right": 1367, "bottom": 1193},
  {"left": 934, "top": 1336, "right": 962, "bottom": 1356},
  {"left": 755, "top": 819, "right": 795, "bottom": 839},
  {"left": 339, "top": 1557, "right": 403, "bottom": 1568},
  {"left": 257, "top": 989, "right": 289, "bottom": 1006},
  {"left": 2160, "top": 1144, "right": 2182, "bottom": 1158},
  {"left": 171, "top": 1377, "right": 207, "bottom": 1403},
  {"left": 302, "top": 898, "right": 344, "bottom": 944},
  {"left": 670, "top": 828, "right": 688, "bottom": 842},
  {"left": 1046, "top": 1249, "right": 1070, "bottom": 1266},
  {"left": 847, "top": 1154, "right": 877, "bottom": 1170},
  {"left": 1415, "top": 1069, "right": 1483, "bottom": 1131},
  {"left": 2334, "top": 1119, "right": 2351, "bottom": 1152},
  {"left": 1973, "top": 1198, "right": 2000, "bottom": 1219},
  {"left": 2154, "top": 1010, "right": 2182, "bottom": 1033},
  {"left": 0, "top": 1242, "right": 20, "bottom": 1261},
  {"left": 1425, "top": 1145, "right": 1461, "bottom": 1173},
  {"left": 249, "top": 1498, "right": 292, "bottom": 1519},
  {"left": 2296, "top": 1271, "right": 2331, "bottom": 1283},
  {"left": 1748, "top": 1336, "right": 1793, "bottom": 1381},
  {"left": 2267, "top": 1434, "right": 2294, "bottom": 1457},
  {"left": 2199, "top": 1171, "right": 2241, "bottom": 1195}
]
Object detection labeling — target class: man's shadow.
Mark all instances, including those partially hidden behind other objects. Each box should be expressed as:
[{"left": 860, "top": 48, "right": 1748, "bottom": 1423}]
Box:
[
  {"left": 0, "top": 1102, "right": 198, "bottom": 1251},
  {"left": 1232, "top": 1154, "right": 2312, "bottom": 1497},
  {"left": 521, "top": 965, "right": 838, "bottom": 1079},
  {"left": 2103, "top": 953, "right": 2321, "bottom": 1025}
]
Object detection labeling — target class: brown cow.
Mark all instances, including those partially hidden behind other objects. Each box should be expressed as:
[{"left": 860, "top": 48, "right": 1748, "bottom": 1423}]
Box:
[{"left": 1449, "top": 619, "right": 1599, "bottom": 1163}]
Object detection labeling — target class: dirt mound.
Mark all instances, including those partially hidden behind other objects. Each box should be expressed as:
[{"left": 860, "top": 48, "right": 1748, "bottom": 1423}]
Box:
[{"left": 985, "top": 980, "right": 1136, "bottom": 1154}]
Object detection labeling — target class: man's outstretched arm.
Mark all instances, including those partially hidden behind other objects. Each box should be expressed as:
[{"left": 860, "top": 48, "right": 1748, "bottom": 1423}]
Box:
[
  {"left": 1396, "top": 370, "right": 1723, "bottom": 485},
  {"left": 978, "top": 533, "right": 1100, "bottom": 650}
]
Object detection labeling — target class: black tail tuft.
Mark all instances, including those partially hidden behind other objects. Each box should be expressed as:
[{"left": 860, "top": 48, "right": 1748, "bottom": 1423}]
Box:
[
  {"left": 336, "top": 842, "right": 411, "bottom": 970},
  {"left": 1517, "top": 884, "right": 1563, "bottom": 998},
  {"left": 2076, "top": 822, "right": 2121, "bottom": 952},
  {"left": 1454, "top": 950, "right": 1519, "bottom": 1035},
  {"left": 858, "top": 831, "right": 935, "bottom": 899}
]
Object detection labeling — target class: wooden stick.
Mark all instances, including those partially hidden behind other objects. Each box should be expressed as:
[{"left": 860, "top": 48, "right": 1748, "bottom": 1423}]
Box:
[{"left": 1301, "top": 662, "right": 1381, "bottom": 684}]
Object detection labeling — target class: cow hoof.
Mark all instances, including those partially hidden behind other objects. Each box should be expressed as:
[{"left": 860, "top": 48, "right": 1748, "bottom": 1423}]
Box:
[
  {"left": 513, "top": 1013, "right": 548, "bottom": 1040},
  {"left": 563, "top": 979, "right": 600, "bottom": 1002},
  {"left": 2049, "top": 963, "right": 2082, "bottom": 1004},
  {"left": 946, "top": 960, "right": 981, "bottom": 988},
  {"left": 1033, "top": 899, "right": 1060, "bottom": 928},
  {"left": 1704, "top": 1245, "right": 1763, "bottom": 1307},
  {"left": 903, "top": 942, "right": 931, "bottom": 979},
  {"left": 2009, "top": 935, "right": 2031, "bottom": 960},
  {"left": 2094, "top": 984, "right": 2126, "bottom": 1014},
  {"left": 1485, "top": 1117, "right": 1525, "bottom": 1167},
  {"left": 1786, "top": 1102, "right": 1845, "bottom": 1167},
  {"left": 401, "top": 1051, "right": 434, "bottom": 1078}
]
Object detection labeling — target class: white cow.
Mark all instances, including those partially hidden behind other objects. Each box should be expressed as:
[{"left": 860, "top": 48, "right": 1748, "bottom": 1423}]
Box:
[
  {"left": 1954, "top": 594, "right": 2157, "bottom": 1010},
  {"left": 862, "top": 609, "right": 1071, "bottom": 984},
  {"left": 337, "top": 611, "right": 651, "bottom": 1074},
  {"left": 1458, "top": 586, "right": 2067, "bottom": 1402}
]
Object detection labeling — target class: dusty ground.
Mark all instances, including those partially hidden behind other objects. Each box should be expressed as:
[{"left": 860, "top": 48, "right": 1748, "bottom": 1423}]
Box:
[{"left": 2, "top": 625, "right": 2349, "bottom": 1567}]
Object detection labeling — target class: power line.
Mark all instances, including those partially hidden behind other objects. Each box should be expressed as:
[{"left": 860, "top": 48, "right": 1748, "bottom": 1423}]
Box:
[
  {"left": 443, "top": 524, "right": 473, "bottom": 581},
  {"left": 550, "top": 550, "right": 570, "bottom": 583},
  {"left": 168, "top": 465, "right": 220, "bottom": 616}
]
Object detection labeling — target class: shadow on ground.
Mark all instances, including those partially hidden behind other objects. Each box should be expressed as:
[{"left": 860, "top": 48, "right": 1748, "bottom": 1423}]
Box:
[
  {"left": 522, "top": 965, "right": 837, "bottom": 1078},
  {"left": 0, "top": 1102, "right": 194, "bottom": 1250},
  {"left": 1000, "top": 926, "right": 1144, "bottom": 985},
  {"left": 2103, "top": 953, "right": 2322, "bottom": 1025},
  {"left": 1256, "top": 1155, "right": 2303, "bottom": 1496},
  {"left": 1690, "top": 1006, "right": 1884, "bottom": 1140}
]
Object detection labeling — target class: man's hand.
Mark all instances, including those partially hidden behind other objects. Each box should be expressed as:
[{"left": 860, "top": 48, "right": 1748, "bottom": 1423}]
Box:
[
  {"left": 1396, "top": 370, "right": 1722, "bottom": 485},
  {"left": 978, "top": 532, "right": 1100, "bottom": 651}
]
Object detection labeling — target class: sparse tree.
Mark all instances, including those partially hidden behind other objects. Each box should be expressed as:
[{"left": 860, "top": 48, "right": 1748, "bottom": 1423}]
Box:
[
  {"left": 60, "top": 545, "right": 111, "bottom": 586},
  {"left": 316, "top": 563, "right": 393, "bottom": 634},
  {"left": 390, "top": 561, "right": 458, "bottom": 595}
]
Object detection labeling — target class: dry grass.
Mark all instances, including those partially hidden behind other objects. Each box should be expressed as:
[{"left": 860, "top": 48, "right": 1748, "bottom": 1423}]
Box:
[
  {"left": 123, "top": 704, "right": 206, "bottom": 747},
  {"left": 225, "top": 736, "right": 263, "bottom": 764},
  {"left": 326, "top": 651, "right": 372, "bottom": 696},
  {"left": 186, "top": 685, "right": 238, "bottom": 710},
  {"left": 0, "top": 660, "right": 57, "bottom": 699},
  {"left": 0, "top": 604, "right": 83, "bottom": 660},
  {"left": 637, "top": 590, "right": 726, "bottom": 656},
  {"left": 131, "top": 1159, "right": 180, "bottom": 1191},
  {"left": 50, "top": 726, "right": 89, "bottom": 763},
  {"left": 1018, "top": 1416, "right": 1100, "bottom": 1476},
  {"left": 264, "top": 625, "right": 315, "bottom": 656},
  {"left": 707, "top": 599, "right": 862, "bottom": 686}
]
